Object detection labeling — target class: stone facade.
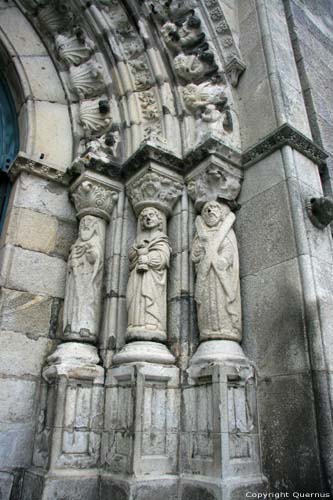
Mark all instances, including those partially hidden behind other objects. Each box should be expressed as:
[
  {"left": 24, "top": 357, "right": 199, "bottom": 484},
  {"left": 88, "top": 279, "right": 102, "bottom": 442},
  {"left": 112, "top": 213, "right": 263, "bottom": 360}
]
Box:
[{"left": 0, "top": 0, "right": 333, "bottom": 498}]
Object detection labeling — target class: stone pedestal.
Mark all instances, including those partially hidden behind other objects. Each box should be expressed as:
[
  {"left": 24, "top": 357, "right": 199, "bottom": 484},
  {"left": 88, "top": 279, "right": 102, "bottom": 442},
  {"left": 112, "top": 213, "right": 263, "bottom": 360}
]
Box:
[
  {"left": 21, "top": 342, "right": 104, "bottom": 500},
  {"left": 101, "top": 362, "right": 180, "bottom": 499},
  {"left": 180, "top": 341, "right": 267, "bottom": 500}
]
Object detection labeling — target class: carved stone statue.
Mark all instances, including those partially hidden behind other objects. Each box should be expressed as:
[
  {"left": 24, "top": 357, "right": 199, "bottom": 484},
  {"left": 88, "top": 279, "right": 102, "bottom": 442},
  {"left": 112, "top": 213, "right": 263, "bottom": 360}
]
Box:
[
  {"left": 126, "top": 207, "right": 171, "bottom": 342},
  {"left": 192, "top": 201, "right": 241, "bottom": 342},
  {"left": 63, "top": 215, "right": 105, "bottom": 341}
]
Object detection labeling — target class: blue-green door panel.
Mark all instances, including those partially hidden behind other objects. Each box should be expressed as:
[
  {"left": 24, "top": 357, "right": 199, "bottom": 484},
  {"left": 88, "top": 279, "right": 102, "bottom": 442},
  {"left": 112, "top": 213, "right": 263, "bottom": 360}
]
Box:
[
  {"left": 0, "top": 72, "right": 19, "bottom": 171},
  {"left": 0, "top": 71, "right": 19, "bottom": 231}
]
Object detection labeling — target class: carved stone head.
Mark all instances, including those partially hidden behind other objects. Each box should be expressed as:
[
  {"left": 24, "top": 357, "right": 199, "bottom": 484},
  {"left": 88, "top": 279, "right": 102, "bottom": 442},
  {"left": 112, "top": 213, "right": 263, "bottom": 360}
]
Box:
[
  {"left": 79, "top": 215, "right": 98, "bottom": 241},
  {"left": 139, "top": 207, "right": 163, "bottom": 232},
  {"left": 201, "top": 201, "right": 230, "bottom": 227}
]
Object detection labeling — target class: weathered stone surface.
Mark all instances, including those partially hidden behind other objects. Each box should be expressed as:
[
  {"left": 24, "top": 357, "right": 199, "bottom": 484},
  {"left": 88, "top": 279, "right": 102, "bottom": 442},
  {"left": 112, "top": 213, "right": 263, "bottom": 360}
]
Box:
[
  {"left": 100, "top": 478, "right": 178, "bottom": 500},
  {"left": 241, "top": 258, "right": 310, "bottom": 376},
  {"left": 13, "top": 55, "right": 66, "bottom": 104},
  {"left": 0, "top": 7, "right": 47, "bottom": 56},
  {"left": 0, "top": 379, "right": 37, "bottom": 423},
  {"left": 0, "top": 426, "right": 35, "bottom": 468},
  {"left": 239, "top": 150, "right": 285, "bottom": 205},
  {"left": 100, "top": 477, "right": 129, "bottom": 500},
  {"left": 2, "top": 205, "right": 76, "bottom": 261},
  {"left": 235, "top": 181, "right": 298, "bottom": 277},
  {"left": 11, "top": 173, "right": 76, "bottom": 221},
  {"left": 21, "top": 475, "right": 100, "bottom": 500},
  {"left": 0, "top": 331, "right": 52, "bottom": 377},
  {"left": 181, "top": 482, "right": 217, "bottom": 500},
  {"left": 3, "top": 207, "right": 58, "bottom": 255},
  {"left": 0, "top": 472, "right": 14, "bottom": 500},
  {"left": 19, "top": 101, "right": 72, "bottom": 169},
  {"left": 20, "top": 471, "right": 44, "bottom": 500},
  {"left": 0, "top": 288, "right": 54, "bottom": 337},
  {"left": 258, "top": 373, "right": 323, "bottom": 491},
  {"left": 0, "top": 246, "right": 67, "bottom": 298}
]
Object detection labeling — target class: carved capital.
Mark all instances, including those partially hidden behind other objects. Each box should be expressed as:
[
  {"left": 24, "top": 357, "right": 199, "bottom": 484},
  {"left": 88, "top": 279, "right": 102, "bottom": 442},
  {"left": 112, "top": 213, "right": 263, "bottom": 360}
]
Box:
[
  {"left": 186, "top": 155, "right": 242, "bottom": 211},
  {"left": 70, "top": 171, "right": 122, "bottom": 221},
  {"left": 126, "top": 164, "right": 183, "bottom": 217}
]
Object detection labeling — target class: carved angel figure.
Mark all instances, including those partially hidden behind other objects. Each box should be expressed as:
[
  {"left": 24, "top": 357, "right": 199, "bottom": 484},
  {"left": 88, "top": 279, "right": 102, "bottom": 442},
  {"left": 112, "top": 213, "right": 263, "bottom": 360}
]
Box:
[
  {"left": 192, "top": 201, "right": 241, "bottom": 342},
  {"left": 126, "top": 207, "right": 171, "bottom": 342},
  {"left": 63, "top": 215, "right": 104, "bottom": 341}
]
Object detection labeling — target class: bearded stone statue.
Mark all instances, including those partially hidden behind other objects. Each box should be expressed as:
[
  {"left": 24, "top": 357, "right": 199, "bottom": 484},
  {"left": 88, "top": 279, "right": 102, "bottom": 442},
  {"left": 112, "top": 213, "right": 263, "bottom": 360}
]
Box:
[
  {"left": 192, "top": 200, "right": 241, "bottom": 342},
  {"left": 63, "top": 215, "right": 105, "bottom": 341},
  {"left": 126, "top": 207, "right": 171, "bottom": 343}
]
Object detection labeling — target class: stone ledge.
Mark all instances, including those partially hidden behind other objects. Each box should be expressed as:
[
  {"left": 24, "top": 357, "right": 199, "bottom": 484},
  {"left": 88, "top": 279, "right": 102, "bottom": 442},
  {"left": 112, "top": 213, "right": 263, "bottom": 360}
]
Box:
[
  {"left": 242, "top": 123, "right": 328, "bottom": 168},
  {"left": 9, "top": 152, "right": 70, "bottom": 185},
  {"left": 10, "top": 128, "right": 328, "bottom": 188}
]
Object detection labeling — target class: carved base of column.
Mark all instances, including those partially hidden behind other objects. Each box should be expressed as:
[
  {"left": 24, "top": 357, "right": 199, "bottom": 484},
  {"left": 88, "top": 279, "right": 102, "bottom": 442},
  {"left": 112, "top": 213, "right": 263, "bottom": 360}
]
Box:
[
  {"left": 179, "top": 475, "right": 268, "bottom": 500},
  {"left": 126, "top": 326, "right": 167, "bottom": 343},
  {"left": 102, "top": 362, "right": 180, "bottom": 479},
  {"left": 182, "top": 340, "right": 267, "bottom": 495},
  {"left": 22, "top": 342, "right": 105, "bottom": 500},
  {"left": 21, "top": 470, "right": 100, "bottom": 500},
  {"left": 113, "top": 340, "right": 175, "bottom": 365},
  {"left": 191, "top": 339, "right": 247, "bottom": 366}
]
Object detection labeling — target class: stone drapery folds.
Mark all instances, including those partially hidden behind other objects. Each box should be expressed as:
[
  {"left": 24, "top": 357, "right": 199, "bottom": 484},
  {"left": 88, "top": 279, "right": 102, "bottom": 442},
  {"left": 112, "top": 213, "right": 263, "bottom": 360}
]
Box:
[
  {"left": 192, "top": 200, "right": 241, "bottom": 342},
  {"left": 126, "top": 207, "right": 171, "bottom": 343},
  {"left": 63, "top": 215, "right": 105, "bottom": 342}
]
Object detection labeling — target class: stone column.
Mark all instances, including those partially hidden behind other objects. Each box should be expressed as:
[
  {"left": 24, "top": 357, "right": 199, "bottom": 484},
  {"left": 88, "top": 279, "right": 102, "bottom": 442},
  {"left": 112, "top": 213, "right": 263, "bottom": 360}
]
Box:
[
  {"left": 22, "top": 171, "right": 122, "bottom": 500},
  {"left": 101, "top": 163, "right": 183, "bottom": 500},
  {"left": 180, "top": 156, "right": 267, "bottom": 499}
]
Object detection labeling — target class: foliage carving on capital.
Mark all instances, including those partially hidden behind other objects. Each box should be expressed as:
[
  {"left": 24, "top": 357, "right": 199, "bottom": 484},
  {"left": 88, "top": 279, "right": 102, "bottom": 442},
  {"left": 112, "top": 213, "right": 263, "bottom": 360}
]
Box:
[
  {"left": 187, "top": 162, "right": 241, "bottom": 210},
  {"left": 71, "top": 180, "right": 119, "bottom": 221},
  {"left": 127, "top": 171, "right": 183, "bottom": 217}
]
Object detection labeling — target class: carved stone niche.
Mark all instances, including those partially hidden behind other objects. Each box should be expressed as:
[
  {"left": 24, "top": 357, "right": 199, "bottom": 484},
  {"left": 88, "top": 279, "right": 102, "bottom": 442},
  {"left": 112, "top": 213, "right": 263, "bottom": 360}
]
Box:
[
  {"left": 186, "top": 154, "right": 243, "bottom": 212},
  {"left": 62, "top": 171, "right": 122, "bottom": 344}
]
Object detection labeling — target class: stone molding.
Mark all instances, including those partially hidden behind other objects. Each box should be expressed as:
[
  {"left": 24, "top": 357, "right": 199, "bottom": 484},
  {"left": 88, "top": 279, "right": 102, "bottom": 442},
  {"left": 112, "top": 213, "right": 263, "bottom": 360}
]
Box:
[
  {"left": 70, "top": 171, "right": 122, "bottom": 221},
  {"left": 10, "top": 127, "right": 328, "bottom": 194},
  {"left": 242, "top": 123, "right": 328, "bottom": 167},
  {"left": 9, "top": 152, "right": 70, "bottom": 185}
]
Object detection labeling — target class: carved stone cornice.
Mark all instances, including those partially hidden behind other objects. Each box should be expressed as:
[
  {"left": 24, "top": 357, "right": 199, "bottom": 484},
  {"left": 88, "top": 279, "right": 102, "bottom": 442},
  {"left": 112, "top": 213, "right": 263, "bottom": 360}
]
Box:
[
  {"left": 184, "top": 134, "right": 242, "bottom": 171},
  {"left": 9, "top": 153, "right": 70, "bottom": 185},
  {"left": 126, "top": 163, "right": 183, "bottom": 217},
  {"left": 70, "top": 171, "right": 122, "bottom": 221},
  {"left": 122, "top": 143, "right": 183, "bottom": 179},
  {"left": 242, "top": 124, "right": 328, "bottom": 168},
  {"left": 185, "top": 154, "right": 242, "bottom": 210}
]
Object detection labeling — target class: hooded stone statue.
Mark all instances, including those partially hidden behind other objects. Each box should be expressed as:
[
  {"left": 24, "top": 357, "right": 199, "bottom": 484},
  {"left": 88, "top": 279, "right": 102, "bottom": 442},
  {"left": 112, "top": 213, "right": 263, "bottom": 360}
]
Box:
[
  {"left": 192, "top": 200, "right": 241, "bottom": 342},
  {"left": 63, "top": 215, "right": 105, "bottom": 341}
]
